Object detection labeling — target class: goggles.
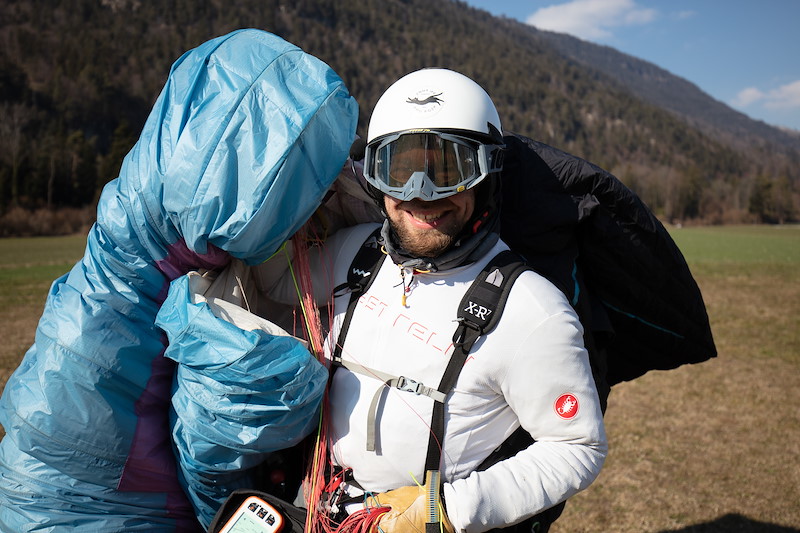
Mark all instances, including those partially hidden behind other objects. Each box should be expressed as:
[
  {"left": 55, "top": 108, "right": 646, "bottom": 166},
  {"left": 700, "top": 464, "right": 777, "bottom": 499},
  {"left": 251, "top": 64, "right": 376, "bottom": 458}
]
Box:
[{"left": 364, "top": 131, "right": 503, "bottom": 201}]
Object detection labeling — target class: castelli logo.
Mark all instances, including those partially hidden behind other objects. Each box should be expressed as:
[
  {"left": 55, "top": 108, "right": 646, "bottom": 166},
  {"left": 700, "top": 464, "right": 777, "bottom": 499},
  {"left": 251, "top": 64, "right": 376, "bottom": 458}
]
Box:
[
  {"left": 554, "top": 393, "right": 579, "bottom": 419},
  {"left": 406, "top": 89, "right": 444, "bottom": 114}
]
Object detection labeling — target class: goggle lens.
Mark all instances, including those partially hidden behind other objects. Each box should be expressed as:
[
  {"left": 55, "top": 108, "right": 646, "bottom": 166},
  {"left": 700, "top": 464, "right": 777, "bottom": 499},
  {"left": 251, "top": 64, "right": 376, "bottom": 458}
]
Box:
[
  {"left": 373, "top": 133, "right": 479, "bottom": 189},
  {"left": 364, "top": 131, "right": 502, "bottom": 201}
]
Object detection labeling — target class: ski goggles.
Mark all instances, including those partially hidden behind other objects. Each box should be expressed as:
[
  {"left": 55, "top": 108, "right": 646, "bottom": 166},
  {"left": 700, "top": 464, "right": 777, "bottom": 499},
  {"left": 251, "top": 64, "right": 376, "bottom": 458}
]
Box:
[{"left": 363, "top": 131, "right": 503, "bottom": 201}]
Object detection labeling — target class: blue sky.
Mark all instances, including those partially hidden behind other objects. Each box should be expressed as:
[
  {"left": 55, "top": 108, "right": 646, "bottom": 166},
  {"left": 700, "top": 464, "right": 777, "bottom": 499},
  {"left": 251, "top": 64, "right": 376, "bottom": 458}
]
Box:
[{"left": 461, "top": 0, "right": 800, "bottom": 132}]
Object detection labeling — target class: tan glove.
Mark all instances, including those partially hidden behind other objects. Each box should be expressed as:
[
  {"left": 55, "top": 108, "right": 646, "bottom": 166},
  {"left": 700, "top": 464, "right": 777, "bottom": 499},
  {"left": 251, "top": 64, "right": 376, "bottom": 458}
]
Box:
[{"left": 372, "top": 471, "right": 454, "bottom": 533}]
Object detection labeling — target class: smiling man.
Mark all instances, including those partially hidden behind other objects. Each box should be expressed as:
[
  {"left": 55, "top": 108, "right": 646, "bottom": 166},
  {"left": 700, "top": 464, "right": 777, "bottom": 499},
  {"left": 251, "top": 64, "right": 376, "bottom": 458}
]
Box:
[
  {"left": 286, "top": 68, "right": 609, "bottom": 533},
  {"left": 251, "top": 68, "right": 607, "bottom": 533}
]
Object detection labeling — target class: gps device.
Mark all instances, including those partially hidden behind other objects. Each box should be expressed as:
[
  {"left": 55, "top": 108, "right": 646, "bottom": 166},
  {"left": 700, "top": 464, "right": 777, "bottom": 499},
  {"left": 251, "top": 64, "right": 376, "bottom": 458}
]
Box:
[{"left": 218, "top": 495, "right": 285, "bottom": 533}]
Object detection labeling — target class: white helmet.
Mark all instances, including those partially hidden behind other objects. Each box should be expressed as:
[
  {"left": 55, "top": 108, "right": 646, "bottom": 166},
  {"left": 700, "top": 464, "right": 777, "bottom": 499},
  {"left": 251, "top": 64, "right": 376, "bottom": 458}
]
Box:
[{"left": 364, "top": 68, "right": 504, "bottom": 201}]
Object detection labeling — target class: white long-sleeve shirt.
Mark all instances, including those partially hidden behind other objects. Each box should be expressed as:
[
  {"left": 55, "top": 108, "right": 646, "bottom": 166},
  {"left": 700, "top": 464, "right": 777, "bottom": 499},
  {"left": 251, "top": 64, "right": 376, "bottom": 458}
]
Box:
[{"left": 260, "top": 222, "right": 607, "bottom": 532}]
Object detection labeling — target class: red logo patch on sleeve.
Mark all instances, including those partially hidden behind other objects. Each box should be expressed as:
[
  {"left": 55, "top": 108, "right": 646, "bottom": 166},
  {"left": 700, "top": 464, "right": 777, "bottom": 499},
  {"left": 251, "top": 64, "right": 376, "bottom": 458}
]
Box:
[{"left": 554, "top": 393, "right": 579, "bottom": 419}]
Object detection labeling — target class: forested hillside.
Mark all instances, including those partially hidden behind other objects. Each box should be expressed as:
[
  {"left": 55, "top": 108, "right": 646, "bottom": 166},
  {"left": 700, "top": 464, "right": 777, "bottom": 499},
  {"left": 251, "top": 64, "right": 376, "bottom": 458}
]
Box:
[{"left": 1, "top": 0, "right": 798, "bottom": 236}]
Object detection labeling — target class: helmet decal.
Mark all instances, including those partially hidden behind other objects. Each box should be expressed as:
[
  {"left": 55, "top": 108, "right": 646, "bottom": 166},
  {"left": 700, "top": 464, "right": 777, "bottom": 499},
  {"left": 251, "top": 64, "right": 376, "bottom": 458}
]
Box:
[{"left": 406, "top": 90, "right": 444, "bottom": 115}]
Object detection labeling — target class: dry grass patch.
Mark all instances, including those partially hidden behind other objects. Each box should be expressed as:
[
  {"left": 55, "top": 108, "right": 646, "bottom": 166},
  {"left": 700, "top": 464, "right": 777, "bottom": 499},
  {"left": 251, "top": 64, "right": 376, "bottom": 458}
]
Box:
[{"left": 555, "top": 355, "right": 800, "bottom": 532}]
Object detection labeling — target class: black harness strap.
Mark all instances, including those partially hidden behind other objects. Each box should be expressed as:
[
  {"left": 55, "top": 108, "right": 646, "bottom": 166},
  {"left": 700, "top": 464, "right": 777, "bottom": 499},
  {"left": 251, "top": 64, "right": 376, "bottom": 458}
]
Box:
[
  {"left": 424, "top": 250, "right": 529, "bottom": 471},
  {"left": 331, "top": 228, "right": 385, "bottom": 365}
]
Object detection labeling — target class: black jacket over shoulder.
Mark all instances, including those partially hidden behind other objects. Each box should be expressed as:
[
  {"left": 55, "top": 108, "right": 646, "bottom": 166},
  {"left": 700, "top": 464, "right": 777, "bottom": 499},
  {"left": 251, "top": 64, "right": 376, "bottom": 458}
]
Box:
[{"left": 499, "top": 133, "right": 716, "bottom": 389}]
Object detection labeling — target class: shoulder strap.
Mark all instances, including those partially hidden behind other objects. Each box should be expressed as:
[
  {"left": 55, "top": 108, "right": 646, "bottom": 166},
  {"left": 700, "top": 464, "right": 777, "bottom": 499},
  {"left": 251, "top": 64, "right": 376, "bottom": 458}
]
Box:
[
  {"left": 453, "top": 250, "right": 530, "bottom": 353},
  {"left": 424, "top": 250, "right": 529, "bottom": 471},
  {"left": 331, "top": 227, "right": 386, "bottom": 365}
]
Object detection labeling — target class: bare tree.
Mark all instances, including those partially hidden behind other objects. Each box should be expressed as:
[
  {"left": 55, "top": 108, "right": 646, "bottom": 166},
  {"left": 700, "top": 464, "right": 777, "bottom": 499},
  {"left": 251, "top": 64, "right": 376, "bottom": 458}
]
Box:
[{"left": 0, "top": 102, "right": 32, "bottom": 208}]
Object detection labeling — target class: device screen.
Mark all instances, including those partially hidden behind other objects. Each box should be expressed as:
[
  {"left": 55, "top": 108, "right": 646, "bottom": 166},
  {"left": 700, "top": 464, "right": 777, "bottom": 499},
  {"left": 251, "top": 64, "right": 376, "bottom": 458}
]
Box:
[{"left": 219, "top": 496, "right": 284, "bottom": 533}]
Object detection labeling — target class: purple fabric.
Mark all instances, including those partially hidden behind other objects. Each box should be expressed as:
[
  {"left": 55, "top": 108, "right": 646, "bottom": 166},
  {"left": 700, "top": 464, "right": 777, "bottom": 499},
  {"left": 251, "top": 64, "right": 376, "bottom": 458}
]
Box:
[
  {"left": 156, "top": 238, "right": 231, "bottom": 282},
  {"left": 119, "top": 239, "right": 233, "bottom": 530}
]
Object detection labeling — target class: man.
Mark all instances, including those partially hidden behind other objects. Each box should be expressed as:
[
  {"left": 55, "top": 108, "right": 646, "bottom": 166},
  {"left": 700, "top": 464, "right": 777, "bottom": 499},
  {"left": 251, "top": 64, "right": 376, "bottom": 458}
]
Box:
[{"left": 268, "top": 68, "right": 607, "bottom": 532}]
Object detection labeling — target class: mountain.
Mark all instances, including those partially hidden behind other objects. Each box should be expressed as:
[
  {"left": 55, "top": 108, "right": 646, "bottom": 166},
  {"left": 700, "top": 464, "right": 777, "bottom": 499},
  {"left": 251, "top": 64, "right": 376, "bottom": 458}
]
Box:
[
  {"left": 0, "top": 0, "right": 797, "bottom": 231},
  {"left": 534, "top": 28, "right": 800, "bottom": 151}
]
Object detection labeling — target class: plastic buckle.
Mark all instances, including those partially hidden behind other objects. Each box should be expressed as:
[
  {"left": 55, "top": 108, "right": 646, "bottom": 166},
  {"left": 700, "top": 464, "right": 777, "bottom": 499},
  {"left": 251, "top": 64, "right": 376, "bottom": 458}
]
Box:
[{"left": 397, "top": 376, "right": 423, "bottom": 395}]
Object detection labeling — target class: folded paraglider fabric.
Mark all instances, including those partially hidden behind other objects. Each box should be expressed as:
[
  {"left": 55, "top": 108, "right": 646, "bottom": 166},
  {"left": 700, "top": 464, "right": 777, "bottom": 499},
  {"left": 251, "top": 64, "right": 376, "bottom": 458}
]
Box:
[{"left": 0, "top": 28, "right": 357, "bottom": 531}]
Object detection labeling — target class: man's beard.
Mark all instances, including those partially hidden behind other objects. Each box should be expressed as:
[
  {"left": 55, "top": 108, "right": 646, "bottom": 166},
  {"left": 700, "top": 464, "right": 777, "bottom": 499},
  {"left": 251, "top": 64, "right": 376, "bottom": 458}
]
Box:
[{"left": 388, "top": 216, "right": 462, "bottom": 258}]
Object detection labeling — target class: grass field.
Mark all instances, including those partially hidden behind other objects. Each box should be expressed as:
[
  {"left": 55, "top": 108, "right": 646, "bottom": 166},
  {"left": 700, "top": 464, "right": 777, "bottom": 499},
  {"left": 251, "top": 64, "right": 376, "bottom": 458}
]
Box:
[
  {"left": 556, "top": 225, "right": 800, "bottom": 532},
  {"left": 0, "top": 226, "right": 798, "bottom": 532}
]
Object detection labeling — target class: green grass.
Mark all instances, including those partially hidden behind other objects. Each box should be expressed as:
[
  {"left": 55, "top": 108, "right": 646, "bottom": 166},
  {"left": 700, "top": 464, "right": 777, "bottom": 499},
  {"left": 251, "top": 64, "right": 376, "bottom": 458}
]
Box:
[
  {"left": 668, "top": 224, "right": 800, "bottom": 264},
  {"left": 667, "top": 224, "right": 800, "bottom": 278},
  {"left": 0, "top": 235, "right": 87, "bottom": 308},
  {"left": 0, "top": 234, "right": 87, "bottom": 268}
]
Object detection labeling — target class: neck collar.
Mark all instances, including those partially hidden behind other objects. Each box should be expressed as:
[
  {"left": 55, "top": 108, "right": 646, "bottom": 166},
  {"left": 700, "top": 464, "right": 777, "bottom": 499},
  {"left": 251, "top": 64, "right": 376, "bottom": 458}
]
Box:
[{"left": 380, "top": 213, "right": 500, "bottom": 272}]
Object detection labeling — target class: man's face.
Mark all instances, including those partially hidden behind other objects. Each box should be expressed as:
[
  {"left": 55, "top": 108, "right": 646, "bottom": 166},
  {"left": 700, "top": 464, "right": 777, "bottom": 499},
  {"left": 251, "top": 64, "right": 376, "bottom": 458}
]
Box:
[{"left": 384, "top": 188, "right": 475, "bottom": 258}]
